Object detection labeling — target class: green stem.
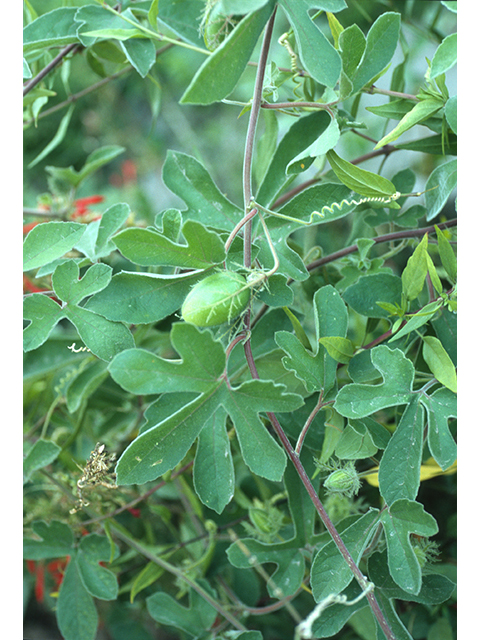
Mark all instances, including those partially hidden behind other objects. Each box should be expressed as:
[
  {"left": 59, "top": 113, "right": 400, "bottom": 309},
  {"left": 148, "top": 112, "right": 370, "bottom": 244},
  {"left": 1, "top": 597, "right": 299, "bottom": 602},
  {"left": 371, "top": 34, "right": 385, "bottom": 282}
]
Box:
[
  {"left": 97, "top": 1, "right": 210, "bottom": 56},
  {"left": 242, "top": 7, "right": 277, "bottom": 268}
]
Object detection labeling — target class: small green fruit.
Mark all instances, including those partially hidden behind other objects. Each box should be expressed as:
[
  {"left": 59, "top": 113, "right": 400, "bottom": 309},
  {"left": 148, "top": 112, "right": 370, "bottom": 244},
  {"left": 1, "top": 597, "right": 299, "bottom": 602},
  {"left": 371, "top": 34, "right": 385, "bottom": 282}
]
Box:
[
  {"left": 324, "top": 464, "right": 361, "bottom": 497},
  {"left": 181, "top": 271, "right": 250, "bottom": 327}
]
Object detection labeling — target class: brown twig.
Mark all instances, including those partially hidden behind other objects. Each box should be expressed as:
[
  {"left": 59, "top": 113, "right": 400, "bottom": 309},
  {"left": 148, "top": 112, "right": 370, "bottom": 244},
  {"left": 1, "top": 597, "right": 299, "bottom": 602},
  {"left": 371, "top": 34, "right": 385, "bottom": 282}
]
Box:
[{"left": 23, "top": 43, "right": 80, "bottom": 96}]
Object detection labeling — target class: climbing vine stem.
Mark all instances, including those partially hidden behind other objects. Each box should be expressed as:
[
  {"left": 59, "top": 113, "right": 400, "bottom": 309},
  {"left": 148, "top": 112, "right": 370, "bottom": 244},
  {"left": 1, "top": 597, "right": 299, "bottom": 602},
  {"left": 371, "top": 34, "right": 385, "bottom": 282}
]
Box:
[{"left": 239, "top": 12, "right": 396, "bottom": 640}]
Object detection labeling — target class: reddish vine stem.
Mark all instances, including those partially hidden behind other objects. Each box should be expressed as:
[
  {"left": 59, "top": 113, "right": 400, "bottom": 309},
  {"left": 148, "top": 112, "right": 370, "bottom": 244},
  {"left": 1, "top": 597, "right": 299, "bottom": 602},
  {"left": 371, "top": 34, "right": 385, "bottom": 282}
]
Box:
[
  {"left": 306, "top": 218, "right": 457, "bottom": 272},
  {"left": 241, "top": 12, "right": 396, "bottom": 640},
  {"left": 23, "top": 43, "right": 80, "bottom": 96}
]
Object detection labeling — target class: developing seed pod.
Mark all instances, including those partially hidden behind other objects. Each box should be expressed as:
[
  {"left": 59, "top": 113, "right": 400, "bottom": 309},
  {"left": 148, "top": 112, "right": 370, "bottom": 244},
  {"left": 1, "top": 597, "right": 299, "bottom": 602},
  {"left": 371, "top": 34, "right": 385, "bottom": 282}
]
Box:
[
  {"left": 181, "top": 271, "right": 250, "bottom": 327},
  {"left": 324, "top": 463, "right": 361, "bottom": 498}
]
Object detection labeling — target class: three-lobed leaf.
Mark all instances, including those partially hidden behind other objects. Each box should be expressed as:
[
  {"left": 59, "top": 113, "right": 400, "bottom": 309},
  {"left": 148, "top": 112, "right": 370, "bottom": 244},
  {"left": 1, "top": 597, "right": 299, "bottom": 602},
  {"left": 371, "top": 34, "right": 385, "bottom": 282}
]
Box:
[
  {"left": 110, "top": 324, "right": 303, "bottom": 487},
  {"left": 334, "top": 346, "right": 415, "bottom": 418},
  {"left": 113, "top": 220, "right": 226, "bottom": 269},
  {"left": 380, "top": 499, "right": 438, "bottom": 594}
]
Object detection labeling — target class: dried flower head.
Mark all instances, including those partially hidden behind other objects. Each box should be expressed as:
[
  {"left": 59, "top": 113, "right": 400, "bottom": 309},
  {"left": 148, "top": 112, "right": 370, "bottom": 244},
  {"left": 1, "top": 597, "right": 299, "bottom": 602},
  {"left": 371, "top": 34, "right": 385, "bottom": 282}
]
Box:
[{"left": 69, "top": 443, "right": 117, "bottom": 514}]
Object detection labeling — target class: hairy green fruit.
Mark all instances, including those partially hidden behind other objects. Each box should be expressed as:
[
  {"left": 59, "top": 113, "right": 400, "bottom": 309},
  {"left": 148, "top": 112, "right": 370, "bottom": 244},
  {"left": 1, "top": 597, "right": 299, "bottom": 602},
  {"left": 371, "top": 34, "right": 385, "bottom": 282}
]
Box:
[
  {"left": 324, "top": 464, "right": 361, "bottom": 498},
  {"left": 181, "top": 271, "right": 250, "bottom": 327}
]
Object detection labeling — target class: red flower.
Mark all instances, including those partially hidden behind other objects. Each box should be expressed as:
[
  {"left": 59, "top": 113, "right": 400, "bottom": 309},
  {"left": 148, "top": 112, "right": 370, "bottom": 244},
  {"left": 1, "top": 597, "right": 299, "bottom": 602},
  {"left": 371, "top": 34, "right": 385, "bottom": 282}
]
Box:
[
  {"left": 71, "top": 195, "right": 104, "bottom": 220},
  {"left": 23, "top": 221, "right": 42, "bottom": 234},
  {"left": 26, "top": 557, "right": 69, "bottom": 603}
]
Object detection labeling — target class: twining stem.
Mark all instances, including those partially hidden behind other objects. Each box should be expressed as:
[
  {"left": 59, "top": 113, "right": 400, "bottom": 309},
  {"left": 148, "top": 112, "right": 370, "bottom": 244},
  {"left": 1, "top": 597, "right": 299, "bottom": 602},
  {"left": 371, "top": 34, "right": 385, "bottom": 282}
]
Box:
[
  {"left": 242, "top": 6, "right": 277, "bottom": 269},
  {"left": 240, "top": 12, "right": 396, "bottom": 640}
]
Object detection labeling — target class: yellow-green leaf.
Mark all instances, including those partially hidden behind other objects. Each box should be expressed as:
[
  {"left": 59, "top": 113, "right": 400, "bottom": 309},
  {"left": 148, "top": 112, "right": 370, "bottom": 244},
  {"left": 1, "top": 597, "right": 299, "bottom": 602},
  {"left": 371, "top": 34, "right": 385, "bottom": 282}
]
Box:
[{"left": 423, "top": 336, "right": 457, "bottom": 392}]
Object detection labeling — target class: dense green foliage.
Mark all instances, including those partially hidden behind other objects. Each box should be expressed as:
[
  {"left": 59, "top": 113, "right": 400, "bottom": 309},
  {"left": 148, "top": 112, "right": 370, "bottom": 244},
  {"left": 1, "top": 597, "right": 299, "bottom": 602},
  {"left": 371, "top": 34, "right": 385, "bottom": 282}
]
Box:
[{"left": 23, "top": 2, "right": 457, "bottom": 639}]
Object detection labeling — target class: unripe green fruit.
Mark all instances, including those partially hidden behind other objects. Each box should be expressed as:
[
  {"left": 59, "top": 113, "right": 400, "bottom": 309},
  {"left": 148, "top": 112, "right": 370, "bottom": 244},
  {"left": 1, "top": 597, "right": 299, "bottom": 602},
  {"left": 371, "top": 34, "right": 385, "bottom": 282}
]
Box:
[
  {"left": 324, "top": 466, "right": 361, "bottom": 497},
  {"left": 181, "top": 271, "right": 250, "bottom": 327}
]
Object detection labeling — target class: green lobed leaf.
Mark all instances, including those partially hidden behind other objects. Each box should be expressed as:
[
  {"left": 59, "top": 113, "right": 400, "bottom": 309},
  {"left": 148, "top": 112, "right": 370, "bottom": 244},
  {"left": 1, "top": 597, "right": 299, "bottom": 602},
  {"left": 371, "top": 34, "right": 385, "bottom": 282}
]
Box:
[
  {"left": 23, "top": 439, "right": 61, "bottom": 484},
  {"left": 64, "top": 305, "right": 135, "bottom": 362},
  {"left": 23, "top": 294, "right": 63, "bottom": 352},
  {"left": 422, "top": 336, "right": 457, "bottom": 393},
  {"left": 310, "top": 510, "right": 380, "bottom": 602},
  {"left": 57, "top": 555, "right": 98, "bottom": 640},
  {"left": 23, "top": 221, "right": 87, "bottom": 272},
  {"left": 76, "top": 534, "right": 119, "bottom": 601},
  {"left": 380, "top": 499, "right": 438, "bottom": 594},
  {"left": 378, "top": 398, "right": 424, "bottom": 504},
  {"left": 420, "top": 387, "right": 457, "bottom": 470},
  {"left": 23, "top": 520, "right": 74, "bottom": 560},
  {"left": 52, "top": 261, "right": 112, "bottom": 305},
  {"left": 351, "top": 12, "right": 401, "bottom": 93},
  {"left": 113, "top": 220, "right": 226, "bottom": 269},
  {"left": 326, "top": 150, "right": 397, "bottom": 198},
  {"left": 227, "top": 542, "right": 305, "bottom": 598},
  {"left": 23, "top": 7, "right": 79, "bottom": 52},
  {"left": 112, "top": 325, "right": 302, "bottom": 485},
  {"left": 334, "top": 346, "right": 415, "bottom": 418},
  {"left": 368, "top": 550, "right": 455, "bottom": 605},
  {"left": 162, "top": 150, "right": 243, "bottom": 230},
  {"left": 343, "top": 273, "right": 403, "bottom": 319},
  {"left": 226, "top": 458, "right": 319, "bottom": 596},
  {"left": 180, "top": 1, "right": 276, "bottom": 104},
  {"left": 85, "top": 270, "right": 205, "bottom": 324},
  {"left": 116, "top": 392, "right": 222, "bottom": 485},
  {"left": 193, "top": 407, "right": 235, "bottom": 513},
  {"left": 276, "top": 285, "right": 348, "bottom": 394},
  {"left": 277, "top": 0, "right": 344, "bottom": 88},
  {"left": 147, "top": 582, "right": 217, "bottom": 636}
]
